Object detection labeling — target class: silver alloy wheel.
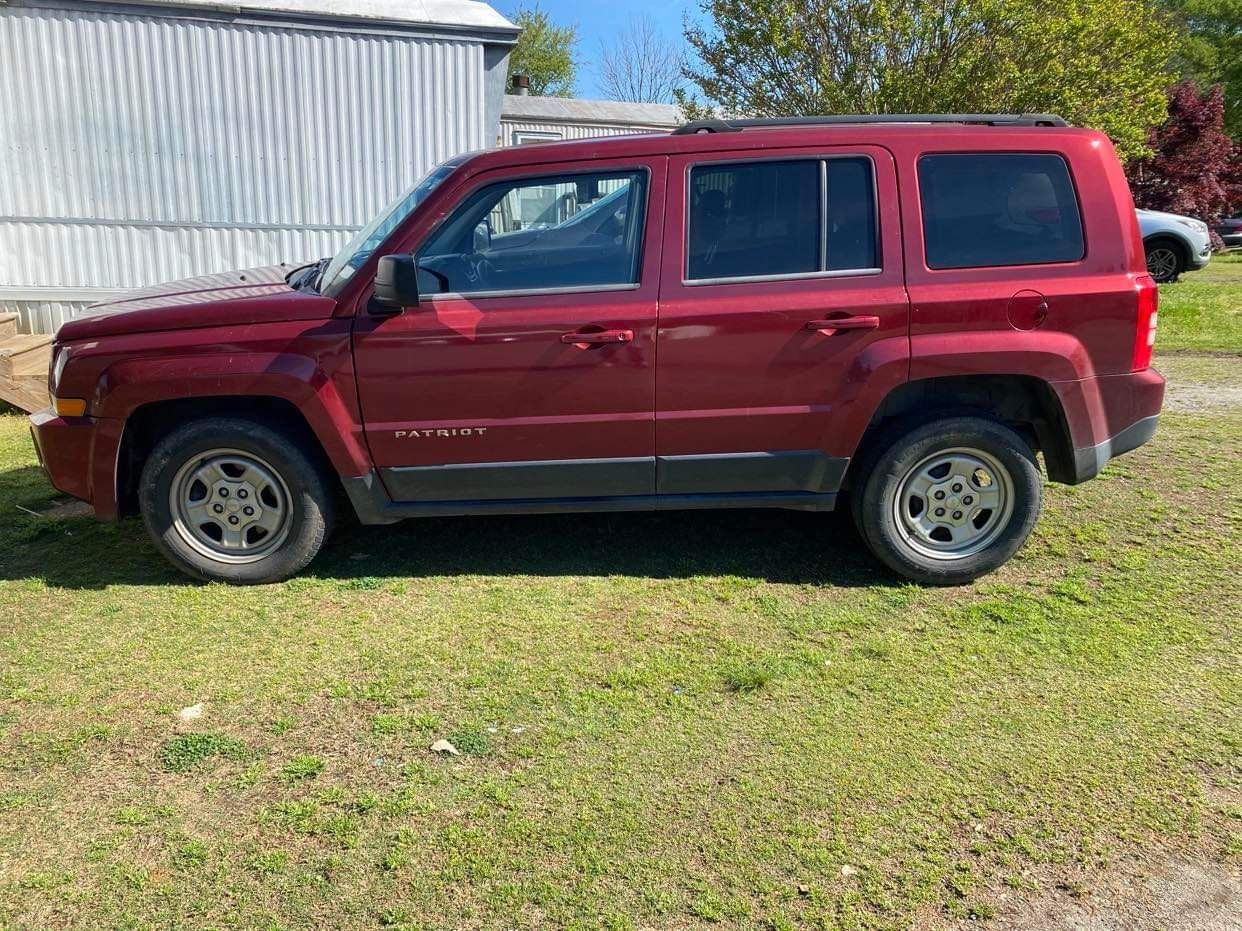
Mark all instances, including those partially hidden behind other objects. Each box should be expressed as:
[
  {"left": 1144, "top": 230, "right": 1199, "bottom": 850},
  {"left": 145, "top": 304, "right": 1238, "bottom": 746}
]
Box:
[
  {"left": 169, "top": 448, "right": 293, "bottom": 564},
  {"left": 1146, "top": 246, "right": 1179, "bottom": 281},
  {"left": 892, "top": 447, "right": 1015, "bottom": 560}
]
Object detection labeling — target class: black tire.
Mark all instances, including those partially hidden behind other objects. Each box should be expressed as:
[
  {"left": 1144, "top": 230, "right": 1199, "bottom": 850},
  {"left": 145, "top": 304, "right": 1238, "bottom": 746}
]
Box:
[
  {"left": 1144, "top": 237, "right": 1185, "bottom": 283},
  {"left": 139, "top": 417, "right": 335, "bottom": 584},
  {"left": 851, "top": 416, "right": 1042, "bottom": 585}
]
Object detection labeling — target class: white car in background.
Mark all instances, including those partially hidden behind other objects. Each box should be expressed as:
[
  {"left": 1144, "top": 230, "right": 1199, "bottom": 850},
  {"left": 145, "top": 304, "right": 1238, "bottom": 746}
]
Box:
[{"left": 1137, "top": 208, "right": 1212, "bottom": 283}]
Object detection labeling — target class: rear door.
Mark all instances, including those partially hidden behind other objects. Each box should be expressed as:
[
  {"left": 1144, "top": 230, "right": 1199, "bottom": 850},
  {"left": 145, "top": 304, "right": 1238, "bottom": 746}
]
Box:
[{"left": 654, "top": 145, "right": 909, "bottom": 499}]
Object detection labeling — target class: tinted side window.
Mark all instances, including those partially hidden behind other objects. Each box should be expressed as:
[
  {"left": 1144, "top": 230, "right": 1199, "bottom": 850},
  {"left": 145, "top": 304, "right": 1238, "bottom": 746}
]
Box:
[
  {"left": 918, "top": 154, "right": 1084, "bottom": 269},
  {"left": 688, "top": 161, "right": 820, "bottom": 280},
  {"left": 825, "top": 158, "right": 877, "bottom": 271},
  {"left": 687, "top": 158, "right": 877, "bottom": 281},
  {"left": 417, "top": 170, "right": 647, "bottom": 295}
]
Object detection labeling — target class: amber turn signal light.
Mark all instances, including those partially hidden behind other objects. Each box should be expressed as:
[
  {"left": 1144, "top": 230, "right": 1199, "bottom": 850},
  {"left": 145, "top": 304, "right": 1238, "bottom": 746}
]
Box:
[{"left": 53, "top": 397, "right": 88, "bottom": 418}]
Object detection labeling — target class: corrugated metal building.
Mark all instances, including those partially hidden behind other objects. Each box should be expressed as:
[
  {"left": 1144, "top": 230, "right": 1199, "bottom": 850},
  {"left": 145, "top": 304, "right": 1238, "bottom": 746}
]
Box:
[
  {"left": 500, "top": 94, "right": 681, "bottom": 146},
  {"left": 0, "top": 0, "right": 519, "bottom": 333}
]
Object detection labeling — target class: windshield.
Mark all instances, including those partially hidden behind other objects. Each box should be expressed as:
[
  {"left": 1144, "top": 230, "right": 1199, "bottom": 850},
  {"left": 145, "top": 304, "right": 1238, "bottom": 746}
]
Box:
[{"left": 320, "top": 156, "right": 467, "bottom": 296}]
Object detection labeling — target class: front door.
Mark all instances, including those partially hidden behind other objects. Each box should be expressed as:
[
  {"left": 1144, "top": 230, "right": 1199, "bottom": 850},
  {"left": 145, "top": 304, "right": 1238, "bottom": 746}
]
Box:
[
  {"left": 352, "top": 159, "right": 665, "bottom": 502},
  {"left": 654, "top": 145, "right": 910, "bottom": 500}
]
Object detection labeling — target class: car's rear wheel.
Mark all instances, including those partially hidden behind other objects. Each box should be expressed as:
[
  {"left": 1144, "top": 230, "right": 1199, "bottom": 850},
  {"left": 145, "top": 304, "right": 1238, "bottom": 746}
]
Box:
[
  {"left": 140, "top": 418, "right": 334, "bottom": 584},
  {"left": 1145, "top": 237, "right": 1185, "bottom": 283},
  {"left": 852, "top": 416, "right": 1042, "bottom": 585}
]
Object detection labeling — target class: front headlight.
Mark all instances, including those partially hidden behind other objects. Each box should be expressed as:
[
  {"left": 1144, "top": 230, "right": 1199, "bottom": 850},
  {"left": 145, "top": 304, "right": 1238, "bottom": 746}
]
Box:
[
  {"left": 50, "top": 344, "right": 70, "bottom": 393},
  {"left": 1176, "top": 217, "right": 1209, "bottom": 234}
]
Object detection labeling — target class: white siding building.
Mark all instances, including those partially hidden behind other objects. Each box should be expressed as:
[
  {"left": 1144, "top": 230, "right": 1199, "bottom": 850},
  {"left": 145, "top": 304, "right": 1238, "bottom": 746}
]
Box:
[
  {"left": 0, "top": 0, "right": 519, "bottom": 333},
  {"left": 500, "top": 93, "right": 681, "bottom": 146}
]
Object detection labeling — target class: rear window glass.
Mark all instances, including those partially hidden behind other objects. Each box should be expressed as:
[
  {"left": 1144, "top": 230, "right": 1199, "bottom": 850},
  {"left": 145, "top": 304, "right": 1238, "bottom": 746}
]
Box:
[
  {"left": 825, "top": 158, "right": 877, "bottom": 272},
  {"left": 687, "top": 157, "right": 877, "bottom": 281},
  {"left": 918, "top": 154, "right": 1084, "bottom": 269},
  {"left": 688, "top": 160, "right": 820, "bottom": 280}
]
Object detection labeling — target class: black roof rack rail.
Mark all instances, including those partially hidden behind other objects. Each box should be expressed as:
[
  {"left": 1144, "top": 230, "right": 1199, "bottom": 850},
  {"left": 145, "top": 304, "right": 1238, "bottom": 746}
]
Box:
[{"left": 671, "top": 113, "right": 1069, "bottom": 134}]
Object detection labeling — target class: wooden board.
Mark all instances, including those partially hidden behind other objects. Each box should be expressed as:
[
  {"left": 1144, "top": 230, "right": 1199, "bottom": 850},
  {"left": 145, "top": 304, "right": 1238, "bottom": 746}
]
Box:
[{"left": 0, "top": 373, "right": 49, "bottom": 413}]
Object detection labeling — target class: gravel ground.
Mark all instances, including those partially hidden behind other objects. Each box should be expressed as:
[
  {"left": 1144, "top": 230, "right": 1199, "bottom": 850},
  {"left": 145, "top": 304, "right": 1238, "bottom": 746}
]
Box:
[{"left": 1158, "top": 353, "right": 1242, "bottom": 412}]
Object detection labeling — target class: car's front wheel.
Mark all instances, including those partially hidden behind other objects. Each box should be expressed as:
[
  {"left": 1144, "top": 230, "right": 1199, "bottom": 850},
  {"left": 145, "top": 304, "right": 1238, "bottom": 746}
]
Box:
[
  {"left": 139, "top": 418, "right": 335, "bottom": 584},
  {"left": 853, "top": 416, "right": 1042, "bottom": 585},
  {"left": 1145, "top": 237, "right": 1185, "bottom": 283}
]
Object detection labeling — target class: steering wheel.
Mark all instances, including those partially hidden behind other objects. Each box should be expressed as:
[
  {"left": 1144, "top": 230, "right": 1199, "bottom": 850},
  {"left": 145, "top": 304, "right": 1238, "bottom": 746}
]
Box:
[{"left": 463, "top": 253, "right": 493, "bottom": 288}]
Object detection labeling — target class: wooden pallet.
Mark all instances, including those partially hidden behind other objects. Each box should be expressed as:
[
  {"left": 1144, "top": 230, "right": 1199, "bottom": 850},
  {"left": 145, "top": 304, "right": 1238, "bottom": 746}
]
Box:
[{"left": 0, "top": 314, "right": 51, "bottom": 413}]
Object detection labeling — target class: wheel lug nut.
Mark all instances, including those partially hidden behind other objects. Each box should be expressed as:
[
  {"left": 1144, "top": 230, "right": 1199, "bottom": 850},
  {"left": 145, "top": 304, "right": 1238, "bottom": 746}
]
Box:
[
  {"left": 963, "top": 495, "right": 974, "bottom": 505},
  {"left": 228, "top": 515, "right": 239, "bottom": 525},
  {"left": 213, "top": 503, "right": 224, "bottom": 514},
  {"left": 219, "top": 488, "right": 229, "bottom": 497},
  {"left": 952, "top": 483, "right": 963, "bottom": 493},
  {"left": 243, "top": 506, "right": 254, "bottom": 516},
  {"left": 934, "top": 491, "right": 945, "bottom": 500},
  {"left": 952, "top": 511, "right": 963, "bottom": 520},
  {"left": 238, "top": 489, "right": 248, "bottom": 499},
  {"left": 935, "top": 508, "right": 946, "bottom": 517}
]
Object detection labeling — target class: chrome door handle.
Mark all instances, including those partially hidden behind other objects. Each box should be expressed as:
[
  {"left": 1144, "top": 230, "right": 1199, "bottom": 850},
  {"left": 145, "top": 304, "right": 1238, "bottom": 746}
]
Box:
[{"left": 805, "top": 316, "right": 881, "bottom": 332}]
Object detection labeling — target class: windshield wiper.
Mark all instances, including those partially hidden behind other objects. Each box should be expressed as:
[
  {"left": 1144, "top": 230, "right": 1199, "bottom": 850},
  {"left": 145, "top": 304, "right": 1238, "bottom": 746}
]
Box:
[
  {"left": 313, "top": 256, "right": 335, "bottom": 292},
  {"left": 288, "top": 257, "right": 332, "bottom": 293},
  {"left": 286, "top": 259, "right": 327, "bottom": 292}
]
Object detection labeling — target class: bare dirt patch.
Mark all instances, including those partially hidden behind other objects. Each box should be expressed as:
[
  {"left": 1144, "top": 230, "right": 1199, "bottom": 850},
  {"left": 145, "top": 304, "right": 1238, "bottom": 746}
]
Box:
[
  {"left": 1157, "top": 354, "right": 1242, "bottom": 412},
  {"left": 996, "top": 855, "right": 1241, "bottom": 931}
]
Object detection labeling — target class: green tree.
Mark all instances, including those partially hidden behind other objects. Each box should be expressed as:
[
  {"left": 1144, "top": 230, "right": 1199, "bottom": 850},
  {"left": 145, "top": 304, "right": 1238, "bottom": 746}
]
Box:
[
  {"left": 507, "top": 6, "right": 578, "bottom": 97},
  {"left": 684, "top": 0, "right": 1177, "bottom": 160},
  {"left": 1159, "top": 0, "right": 1242, "bottom": 137}
]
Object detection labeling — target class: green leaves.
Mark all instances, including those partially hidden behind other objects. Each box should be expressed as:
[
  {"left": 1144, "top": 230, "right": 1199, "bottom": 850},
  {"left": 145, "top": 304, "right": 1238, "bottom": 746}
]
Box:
[
  {"left": 1159, "top": 0, "right": 1242, "bottom": 137},
  {"left": 507, "top": 6, "right": 578, "bottom": 98},
  {"left": 685, "top": 0, "right": 1176, "bottom": 160}
]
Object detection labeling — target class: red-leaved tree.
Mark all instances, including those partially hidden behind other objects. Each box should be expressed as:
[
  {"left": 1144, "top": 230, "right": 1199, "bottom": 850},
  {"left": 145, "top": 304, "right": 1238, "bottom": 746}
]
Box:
[{"left": 1128, "top": 81, "right": 1241, "bottom": 243}]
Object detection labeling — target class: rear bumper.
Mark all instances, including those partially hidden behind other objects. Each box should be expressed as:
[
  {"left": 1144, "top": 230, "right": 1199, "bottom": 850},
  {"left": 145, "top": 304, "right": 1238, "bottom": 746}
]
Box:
[
  {"left": 1054, "top": 367, "right": 1165, "bottom": 484},
  {"left": 28, "top": 408, "right": 123, "bottom": 519},
  {"left": 1072, "top": 414, "right": 1160, "bottom": 483}
]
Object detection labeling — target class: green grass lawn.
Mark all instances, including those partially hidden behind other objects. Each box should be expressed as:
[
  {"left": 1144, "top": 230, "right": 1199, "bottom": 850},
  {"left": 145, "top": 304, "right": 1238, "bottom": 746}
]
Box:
[
  {"left": 0, "top": 363, "right": 1238, "bottom": 929},
  {"left": 1157, "top": 251, "right": 1242, "bottom": 353}
]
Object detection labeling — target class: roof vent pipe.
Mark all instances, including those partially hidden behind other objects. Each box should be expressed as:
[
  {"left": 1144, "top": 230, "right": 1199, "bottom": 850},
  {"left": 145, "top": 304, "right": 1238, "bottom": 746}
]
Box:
[{"left": 511, "top": 73, "right": 530, "bottom": 95}]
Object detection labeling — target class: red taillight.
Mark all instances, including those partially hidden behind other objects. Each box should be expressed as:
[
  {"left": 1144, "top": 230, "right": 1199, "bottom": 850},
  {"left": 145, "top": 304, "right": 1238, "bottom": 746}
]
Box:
[{"left": 1133, "top": 274, "right": 1158, "bottom": 371}]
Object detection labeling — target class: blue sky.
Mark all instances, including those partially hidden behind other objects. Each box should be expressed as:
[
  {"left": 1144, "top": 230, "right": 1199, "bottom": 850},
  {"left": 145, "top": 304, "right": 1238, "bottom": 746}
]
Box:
[{"left": 493, "top": 0, "right": 702, "bottom": 99}]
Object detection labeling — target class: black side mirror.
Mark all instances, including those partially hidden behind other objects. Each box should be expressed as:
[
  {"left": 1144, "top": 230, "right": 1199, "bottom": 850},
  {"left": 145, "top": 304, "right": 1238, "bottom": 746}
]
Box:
[{"left": 372, "top": 255, "right": 420, "bottom": 312}]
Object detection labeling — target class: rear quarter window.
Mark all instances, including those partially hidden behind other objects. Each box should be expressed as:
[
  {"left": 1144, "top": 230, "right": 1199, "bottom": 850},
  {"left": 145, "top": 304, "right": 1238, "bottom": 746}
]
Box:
[{"left": 918, "top": 153, "right": 1085, "bottom": 270}]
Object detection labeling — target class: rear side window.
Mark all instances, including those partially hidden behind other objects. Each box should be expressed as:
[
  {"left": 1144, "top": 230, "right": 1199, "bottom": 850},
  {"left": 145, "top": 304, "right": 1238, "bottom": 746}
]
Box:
[
  {"left": 918, "top": 154, "right": 1084, "bottom": 269},
  {"left": 688, "top": 160, "right": 820, "bottom": 280},
  {"left": 825, "top": 158, "right": 878, "bottom": 272},
  {"left": 686, "top": 157, "right": 877, "bottom": 281}
]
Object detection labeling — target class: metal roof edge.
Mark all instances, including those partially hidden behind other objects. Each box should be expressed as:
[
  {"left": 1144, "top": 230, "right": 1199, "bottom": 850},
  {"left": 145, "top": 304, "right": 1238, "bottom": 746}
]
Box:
[
  {"left": 500, "top": 95, "right": 683, "bottom": 127},
  {"left": 7, "top": 0, "right": 521, "bottom": 42}
]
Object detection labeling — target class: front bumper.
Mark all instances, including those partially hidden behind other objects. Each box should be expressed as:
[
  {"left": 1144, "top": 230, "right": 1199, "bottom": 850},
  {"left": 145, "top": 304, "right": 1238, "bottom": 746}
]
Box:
[
  {"left": 1189, "top": 244, "right": 1212, "bottom": 269},
  {"left": 28, "top": 408, "right": 123, "bottom": 519}
]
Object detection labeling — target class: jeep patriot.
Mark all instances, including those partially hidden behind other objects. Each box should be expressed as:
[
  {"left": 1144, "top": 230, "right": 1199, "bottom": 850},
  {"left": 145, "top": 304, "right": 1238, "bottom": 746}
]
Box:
[{"left": 30, "top": 114, "right": 1165, "bottom": 585}]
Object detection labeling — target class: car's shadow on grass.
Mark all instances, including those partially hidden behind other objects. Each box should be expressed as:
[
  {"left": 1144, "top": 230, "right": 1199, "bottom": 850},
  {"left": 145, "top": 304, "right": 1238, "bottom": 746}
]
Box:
[
  {"left": 312, "top": 508, "right": 884, "bottom": 587},
  {"left": 0, "top": 466, "right": 885, "bottom": 588}
]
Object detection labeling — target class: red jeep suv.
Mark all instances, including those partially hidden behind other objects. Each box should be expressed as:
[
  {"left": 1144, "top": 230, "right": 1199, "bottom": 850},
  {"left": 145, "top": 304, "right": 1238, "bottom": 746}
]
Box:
[{"left": 30, "top": 114, "right": 1164, "bottom": 585}]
